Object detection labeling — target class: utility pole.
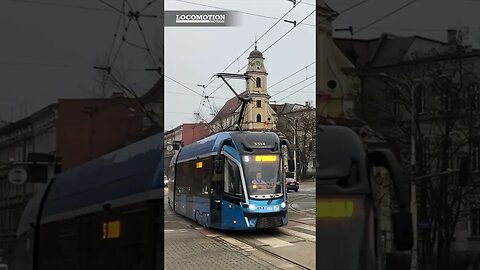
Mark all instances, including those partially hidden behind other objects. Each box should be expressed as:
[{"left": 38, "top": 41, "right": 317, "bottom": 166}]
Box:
[
  {"left": 293, "top": 118, "right": 297, "bottom": 181},
  {"left": 410, "top": 81, "right": 418, "bottom": 270}
]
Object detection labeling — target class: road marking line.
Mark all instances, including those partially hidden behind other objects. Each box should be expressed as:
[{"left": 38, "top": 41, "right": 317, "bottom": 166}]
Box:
[
  {"left": 164, "top": 229, "right": 188, "bottom": 233},
  {"left": 295, "top": 224, "right": 316, "bottom": 232},
  {"left": 278, "top": 227, "right": 316, "bottom": 243},
  {"left": 297, "top": 217, "right": 315, "bottom": 221},
  {"left": 220, "top": 236, "right": 257, "bottom": 251},
  {"left": 255, "top": 236, "right": 294, "bottom": 248}
]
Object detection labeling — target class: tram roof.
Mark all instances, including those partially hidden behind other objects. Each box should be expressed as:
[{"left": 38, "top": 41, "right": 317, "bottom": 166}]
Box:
[
  {"left": 177, "top": 131, "right": 280, "bottom": 162},
  {"left": 39, "top": 131, "right": 164, "bottom": 223}
]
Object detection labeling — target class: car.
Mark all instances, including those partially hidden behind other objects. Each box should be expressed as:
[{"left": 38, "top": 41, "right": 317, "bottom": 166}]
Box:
[{"left": 286, "top": 178, "right": 299, "bottom": 192}]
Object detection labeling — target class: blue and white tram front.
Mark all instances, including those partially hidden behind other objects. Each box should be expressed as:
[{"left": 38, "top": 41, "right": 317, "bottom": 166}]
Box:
[
  {"left": 219, "top": 150, "right": 288, "bottom": 229},
  {"left": 170, "top": 131, "right": 295, "bottom": 230}
]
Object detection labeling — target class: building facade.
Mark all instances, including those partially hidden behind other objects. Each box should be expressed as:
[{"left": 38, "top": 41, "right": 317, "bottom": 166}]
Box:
[
  {"left": 316, "top": 1, "right": 358, "bottom": 119},
  {"left": 0, "top": 104, "right": 57, "bottom": 264},
  {"left": 336, "top": 29, "right": 480, "bottom": 266},
  {"left": 0, "top": 79, "right": 163, "bottom": 264},
  {"left": 163, "top": 123, "right": 210, "bottom": 173}
]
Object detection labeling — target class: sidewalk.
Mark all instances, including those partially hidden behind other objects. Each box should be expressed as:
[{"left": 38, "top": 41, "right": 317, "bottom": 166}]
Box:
[{"left": 165, "top": 229, "right": 283, "bottom": 270}]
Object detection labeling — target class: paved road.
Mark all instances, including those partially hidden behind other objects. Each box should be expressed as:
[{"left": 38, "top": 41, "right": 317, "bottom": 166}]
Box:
[{"left": 164, "top": 183, "right": 316, "bottom": 269}]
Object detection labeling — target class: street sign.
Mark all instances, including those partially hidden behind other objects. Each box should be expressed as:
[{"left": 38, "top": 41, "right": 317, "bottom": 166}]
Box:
[
  {"left": 8, "top": 166, "right": 28, "bottom": 185},
  {"left": 166, "top": 145, "right": 174, "bottom": 152}
]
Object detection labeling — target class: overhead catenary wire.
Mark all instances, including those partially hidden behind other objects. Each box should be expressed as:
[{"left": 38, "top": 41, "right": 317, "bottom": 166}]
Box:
[
  {"left": 262, "top": 9, "right": 315, "bottom": 54},
  {"left": 277, "top": 80, "right": 316, "bottom": 102},
  {"left": 108, "top": 69, "right": 161, "bottom": 127},
  {"left": 189, "top": 0, "right": 308, "bottom": 120},
  {"left": 174, "top": 0, "right": 315, "bottom": 27},
  {"left": 165, "top": 75, "right": 204, "bottom": 97},
  {"left": 10, "top": 0, "right": 115, "bottom": 12},
  {"left": 207, "top": 2, "right": 313, "bottom": 98},
  {"left": 270, "top": 74, "right": 315, "bottom": 98},
  {"left": 208, "top": 0, "right": 372, "bottom": 99},
  {"left": 268, "top": 61, "right": 315, "bottom": 90},
  {"left": 201, "top": 0, "right": 306, "bottom": 94},
  {"left": 97, "top": 0, "right": 127, "bottom": 15},
  {"left": 179, "top": 0, "right": 372, "bottom": 125},
  {"left": 353, "top": 0, "right": 420, "bottom": 35}
]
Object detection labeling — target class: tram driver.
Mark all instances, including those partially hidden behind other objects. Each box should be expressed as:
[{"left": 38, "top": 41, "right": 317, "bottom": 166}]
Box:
[{"left": 252, "top": 172, "right": 267, "bottom": 185}]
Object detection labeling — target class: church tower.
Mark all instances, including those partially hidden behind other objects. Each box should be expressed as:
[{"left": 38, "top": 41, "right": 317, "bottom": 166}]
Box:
[{"left": 243, "top": 43, "right": 276, "bottom": 130}]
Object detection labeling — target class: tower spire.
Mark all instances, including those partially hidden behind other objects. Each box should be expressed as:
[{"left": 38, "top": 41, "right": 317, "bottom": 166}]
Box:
[{"left": 254, "top": 35, "right": 257, "bottom": 50}]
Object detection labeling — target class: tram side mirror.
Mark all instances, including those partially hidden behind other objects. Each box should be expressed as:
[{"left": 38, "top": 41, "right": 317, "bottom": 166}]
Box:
[
  {"left": 215, "top": 158, "right": 224, "bottom": 174},
  {"left": 288, "top": 159, "right": 295, "bottom": 172},
  {"left": 391, "top": 209, "right": 414, "bottom": 251}
]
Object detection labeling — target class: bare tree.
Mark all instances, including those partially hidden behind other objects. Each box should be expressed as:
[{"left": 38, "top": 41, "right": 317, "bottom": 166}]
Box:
[
  {"left": 277, "top": 105, "right": 316, "bottom": 179},
  {"left": 368, "top": 52, "right": 480, "bottom": 270}
]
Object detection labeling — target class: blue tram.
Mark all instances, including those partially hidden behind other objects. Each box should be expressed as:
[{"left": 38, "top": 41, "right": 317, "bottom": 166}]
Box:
[
  {"left": 12, "top": 132, "right": 164, "bottom": 270},
  {"left": 167, "top": 131, "right": 294, "bottom": 230}
]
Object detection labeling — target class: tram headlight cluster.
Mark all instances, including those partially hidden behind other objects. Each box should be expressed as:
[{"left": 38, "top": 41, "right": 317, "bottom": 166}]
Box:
[
  {"left": 248, "top": 204, "right": 256, "bottom": 211},
  {"left": 281, "top": 202, "right": 287, "bottom": 209}
]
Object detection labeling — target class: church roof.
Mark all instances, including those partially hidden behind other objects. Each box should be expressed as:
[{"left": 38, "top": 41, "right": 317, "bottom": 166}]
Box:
[
  {"left": 248, "top": 49, "right": 264, "bottom": 59},
  {"left": 209, "top": 92, "right": 245, "bottom": 124}
]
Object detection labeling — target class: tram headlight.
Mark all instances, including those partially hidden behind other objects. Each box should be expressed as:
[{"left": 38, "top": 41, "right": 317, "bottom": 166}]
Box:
[
  {"left": 281, "top": 202, "right": 287, "bottom": 209},
  {"left": 248, "top": 204, "right": 256, "bottom": 211}
]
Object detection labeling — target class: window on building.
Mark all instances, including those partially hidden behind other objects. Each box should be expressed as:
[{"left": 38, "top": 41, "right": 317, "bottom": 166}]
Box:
[
  {"left": 256, "top": 114, "right": 262, "bottom": 122},
  {"left": 470, "top": 208, "right": 480, "bottom": 236},
  {"left": 256, "top": 100, "right": 262, "bottom": 108},
  {"left": 256, "top": 77, "right": 261, "bottom": 88}
]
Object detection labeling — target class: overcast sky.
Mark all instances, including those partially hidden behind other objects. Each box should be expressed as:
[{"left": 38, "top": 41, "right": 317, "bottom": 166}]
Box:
[
  {"left": 328, "top": 0, "right": 480, "bottom": 46},
  {"left": 3, "top": 0, "right": 479, "bottom": 130},
  {"left": 0, "top": 0, "right": 162, "bottom": 123},
  {"left": 164, "top": 0, "right": 316, "bottom": 131}
]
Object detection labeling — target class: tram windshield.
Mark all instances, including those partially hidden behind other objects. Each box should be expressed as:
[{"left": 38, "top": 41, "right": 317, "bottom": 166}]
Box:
[{"left": 242, "top": 155, "right": 283, "bottom": 198}]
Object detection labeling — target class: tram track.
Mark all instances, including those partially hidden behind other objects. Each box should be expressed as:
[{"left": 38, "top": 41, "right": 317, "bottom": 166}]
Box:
[
  {"left": 288, "top": 194, "right": 316, "bottom": 218},
  {"left": 219, "top": 232, "right": 313, "bottom": 270}
]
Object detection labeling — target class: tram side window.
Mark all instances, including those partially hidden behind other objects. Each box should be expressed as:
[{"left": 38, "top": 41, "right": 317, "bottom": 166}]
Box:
[
  {"left": 201, "top": 158, "right": 212, "bottom": 196},
  {"left": 224, "top": 159, "right": 243, "bottom": 196}
]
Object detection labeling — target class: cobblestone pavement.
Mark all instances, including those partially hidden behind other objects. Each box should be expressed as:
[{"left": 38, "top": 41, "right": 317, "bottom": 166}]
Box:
[
  {"left": 165, "top": 230, "right": 283, "bottom": 270},
  {"left": 164, "top": 188, "right": 316, "bottom": 270}
]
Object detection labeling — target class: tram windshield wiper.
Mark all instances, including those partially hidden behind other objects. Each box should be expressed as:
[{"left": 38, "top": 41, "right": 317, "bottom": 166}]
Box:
[{"left": 267, "top": 194, "right": 274, "bottom": 204}]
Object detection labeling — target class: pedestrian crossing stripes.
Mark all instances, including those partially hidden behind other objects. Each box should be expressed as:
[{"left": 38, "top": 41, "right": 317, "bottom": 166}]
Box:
[
  {"left": 279, "top": 228, "right": 316, "bottom": 242},
  {"left": 296, "top": 217, "right": 315, "bottom": 221},
  {"left": 255, "top": 235, "right": 294, "bottom": 248},
  {"left": 194, "top": 224, "right": 316, "bottom": 250},
  {"left": 220, "top": 236, "right": 257, "bottom": 251},
  {"left": 165, "top": 229, "right": 188, "bottom": 233}
]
